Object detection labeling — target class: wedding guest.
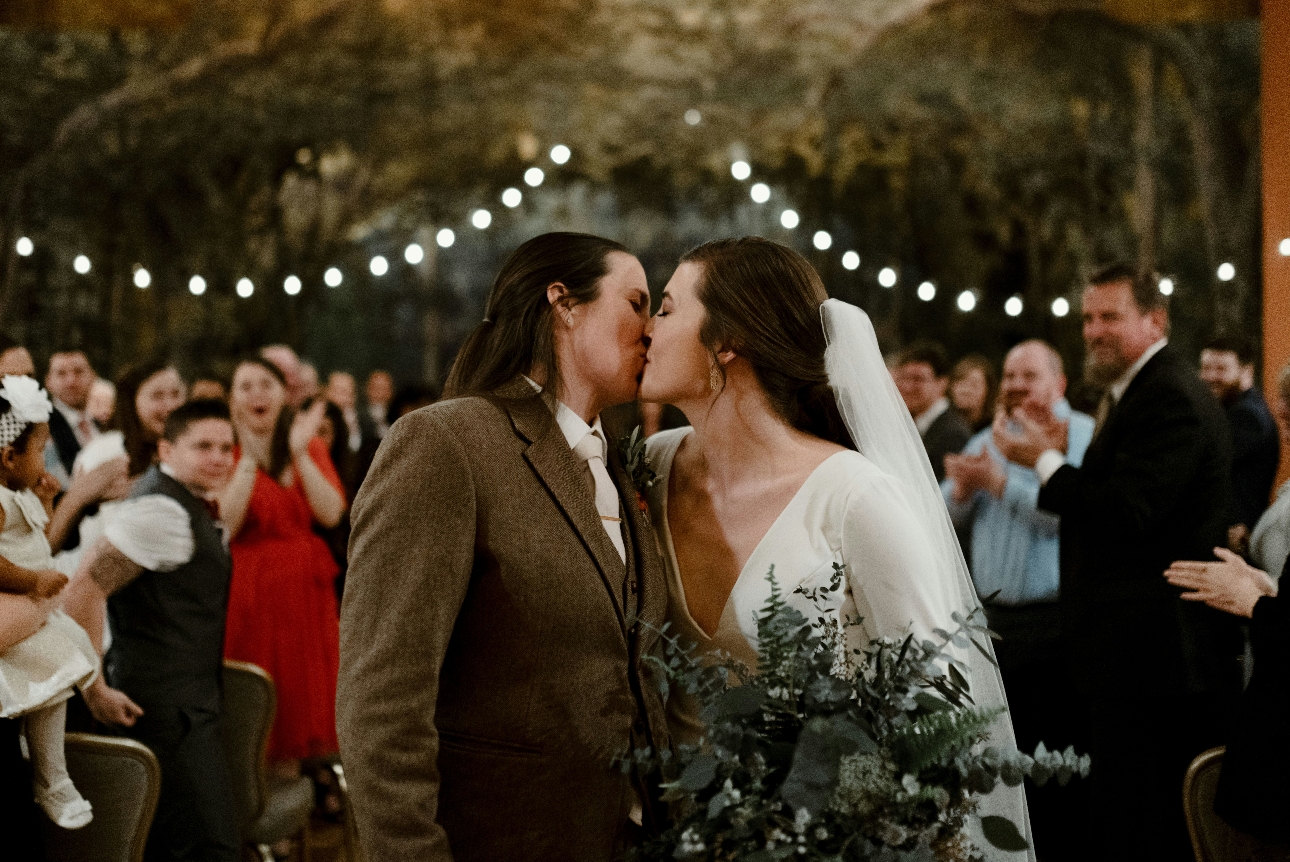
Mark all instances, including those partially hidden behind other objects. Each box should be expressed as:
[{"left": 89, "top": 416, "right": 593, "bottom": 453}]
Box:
[
  {"left": 62, "top": 399, "right": 240, "bottom": 862},
  {"left": 942, "top": 340, "right": 1094, "bottom": 860},
  {"left": 44, "top": 350, "right": 99, "bottom": 487},
  {"left": 1200, "top": 337, "right": 1280, "bottom": 552},
  {"left": 0, "top": 336, "right": 35, "bottom": 377},
  {"left": 995, "top": 263, "right": 1241, "bottom": 861},
  {"left": 298, "top": 361, "right": 321, "bottom": 403},
  {"left": 949, "top": 353, "right": 997, "bottom": 433},
  {"left": 339, "top": 233, "right": 669, "bottom": 862},
  {"left": 46, "top": 361, "right": 185, "bottom": 560},
  {"left": 261, "top": 345, "right": 308, "bottom": 409},
  {"left": 364, "top": 370, "right": 393, "bottom": 439},
  {"left": 325, "top": 371, "right": 367, "bottom": 454},
  {"left": 893, "top": 340, "right": 971, "bottom": 481},
  {"left": 86, "top": 379, "right": 115, "bottom": 427},
  {"left": 1163, "top": 550, "right": 1286, "bottom": 845},
  {"left": 222, "top": 358, "right": 345, "bottom": 773},
  {"left": 1251, "top": 365, "right": 1290, "bottom": 578}
]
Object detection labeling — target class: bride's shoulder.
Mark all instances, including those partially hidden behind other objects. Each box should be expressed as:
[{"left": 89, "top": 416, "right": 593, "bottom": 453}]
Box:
[
  {"left": 817, "top": 449, "right": 905, "bottom": 501},
  {"left": 644, "top": 426, "right": 692, "bottom": 465}
]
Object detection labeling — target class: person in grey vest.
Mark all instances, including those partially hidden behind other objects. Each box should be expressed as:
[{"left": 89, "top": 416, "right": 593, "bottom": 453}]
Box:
[{"left": 62, "top": 399, "right": 238, "bottom": 862}]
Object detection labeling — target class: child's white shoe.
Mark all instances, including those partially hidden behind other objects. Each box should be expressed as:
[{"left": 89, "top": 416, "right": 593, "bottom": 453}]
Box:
[{"left": 35, "top": 777, "right": 93, "bottom": 829}]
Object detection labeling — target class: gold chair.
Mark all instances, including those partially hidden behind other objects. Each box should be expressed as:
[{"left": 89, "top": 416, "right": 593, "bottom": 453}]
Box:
[
  {"left": 221, "top": 659, "right": 315, "bottom": 862},
  {"left": 1183, "top": 746, "right": 1290, "bottom": 862},
  {"left": 40, "top": 732, "right": 161, "bottom": 862}
]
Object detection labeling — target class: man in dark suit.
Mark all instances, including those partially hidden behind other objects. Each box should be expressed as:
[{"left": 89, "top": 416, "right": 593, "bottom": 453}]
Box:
[
  {"left": 893, "top": 340, "right": 972, "bottom": 481},
  {"left": 62, "top": 400, "right": 240, "bottom": 862},
  {"left": 996, "top": 264, "right": 1242, "bottom": 861},
  {"left": 44, "top": 349, "right": 99, "bottom": 486},
  {"left": 1200, "top": 337, "right": 1280, "bottom": 549}
]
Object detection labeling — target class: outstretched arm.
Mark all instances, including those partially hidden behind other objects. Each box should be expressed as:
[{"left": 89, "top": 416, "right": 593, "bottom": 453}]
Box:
[{"left": 337, "top": 410, "right": 476, "bottom": 862}]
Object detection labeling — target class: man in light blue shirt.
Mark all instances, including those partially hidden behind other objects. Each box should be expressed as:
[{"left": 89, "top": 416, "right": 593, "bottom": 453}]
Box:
[{"left": 942, "top": 339, "right": 1095, "bottom": 859}]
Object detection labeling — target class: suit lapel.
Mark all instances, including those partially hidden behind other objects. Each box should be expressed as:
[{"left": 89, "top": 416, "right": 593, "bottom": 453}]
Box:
[{"left": 498, "top": 381, "right": 628, "bottom": 629}]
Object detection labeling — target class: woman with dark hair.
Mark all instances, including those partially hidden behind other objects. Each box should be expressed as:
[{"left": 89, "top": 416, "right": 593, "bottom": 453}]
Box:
[
  {"left": 221, "top": 357, "right": 346, "bottom": 775},
  {"left": 47, "top": 361, "right": 185, "bottom": 559},
  {"left": 950, "top": 353, "right": 998, "bottom": 433},
  {"left": 339, "top": 233, "right": 670, "bottom": 862},
  {"left": 639, "top": 237, "right": 1032, "bottom": 852}
]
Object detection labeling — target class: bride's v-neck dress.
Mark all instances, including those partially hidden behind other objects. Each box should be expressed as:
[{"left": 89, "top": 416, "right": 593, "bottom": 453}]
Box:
[{"left": 645, "top": 427, "right": 957, "bottom": 742}]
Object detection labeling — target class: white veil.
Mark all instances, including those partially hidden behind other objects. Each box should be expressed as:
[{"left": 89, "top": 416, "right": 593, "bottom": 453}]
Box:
[{"left": 820, "top": 299, "right": 1035, "bottom": 859}]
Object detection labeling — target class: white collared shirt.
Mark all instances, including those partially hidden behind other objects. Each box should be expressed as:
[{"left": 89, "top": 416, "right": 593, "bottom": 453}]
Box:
[
  {"left": 1035, "top": 338, "right": 1168, "bottom": 484},
  {"left": 523, "top": 376, "right": 606, "bottom": 455},
  {"left": 53, "top": 397, "right": 97, "bottom": 446},
  {"left": 914, "top": 397, "right": 951, "bottom": 437}
]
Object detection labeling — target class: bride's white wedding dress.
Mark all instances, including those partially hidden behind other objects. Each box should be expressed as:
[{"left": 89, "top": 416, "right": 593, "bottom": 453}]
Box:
[
  {"left": 645, "top": 427, "right": 958, "bottom": 743},
  {"left": 641, "top": 299, "right": 1034, "bottom": 860}
]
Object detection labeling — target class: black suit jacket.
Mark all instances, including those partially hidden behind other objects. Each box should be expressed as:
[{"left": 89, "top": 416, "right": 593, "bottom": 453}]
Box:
[
  {"left": 1038, "top": 345, "right": 1241, "bottom": 707},
  {"left": 47, "top": 406, "right": 83, "bottom": 476},
  {"left": 922, "top": 406, "right": 972, "bottom": 482},
  {"left": 1226, "top": 387, "right": 1280, "bottom": 531}
]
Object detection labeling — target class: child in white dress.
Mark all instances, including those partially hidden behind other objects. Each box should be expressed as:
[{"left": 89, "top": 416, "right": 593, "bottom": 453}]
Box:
[{"left": 0, "top": 375, "right": 98, "bottom": 829}]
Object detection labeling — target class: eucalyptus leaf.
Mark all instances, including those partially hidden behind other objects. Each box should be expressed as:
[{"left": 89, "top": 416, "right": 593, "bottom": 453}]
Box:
[
  {"left": 980, "top": 815, "right": 1030, "bottom": 851},
  {"left": 677, "top": 755, "right": 717, "bottom": 792}
]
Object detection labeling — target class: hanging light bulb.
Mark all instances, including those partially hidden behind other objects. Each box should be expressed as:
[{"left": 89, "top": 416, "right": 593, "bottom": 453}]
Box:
[
  {"left": 841, "top": 251, "right": 860, "bottom": 271},
  {"left": 501, "top": 188, "right": 522, "bottom": 208},
  {"left": 370, "top": 255, "right": 389, "bottom": 276},
  {"left": 780, "top": 210, "right": 800, "bottom": 229},
  {"left": 133, "top": 268, "right": 151, "bottom": 289},
  {"left": 730, "top": 161, "right": 751, "bottom": 180},
  {"left": 1052, "top": 297, "right": 1070, "bottom": 317},
  {"left": 324, "top": 267, "right": 343, "bottom": 287},
  {"left": 1005, "top": 296, "right": 1023, "bottom": 317},
  {"left": 957, "top": 290, "right": 977, "bottom": 312},
  {"left": 878, "top": 267, "right": 897, "bottom": 288},
  {"left": 437, "top": 228, "right": 455, "bottom": 248},
  {"left": 471, "top": 210, "right": 492, "bottom": 229},
  {"left": 236, "top": 278, "right": 254, "bottom": 298},
  {"left": 188, "top": 275, "right": 207, "bottom": 295},
  {"left": 550, "top": 145, "right": 571, "bottom": 164},
  {"left": 404, "top": 243, "right": 425, "bottom": 265},
  {"left": 524, "top": 167, "right": 544, "bottom": 188},
  {"left": 812, "top": 231, "right": 832, "bottom": 250},
  {"left": 283, "top": 275, "right": 302, "bottom": 295},
  {"left": 73, "top": 255, "right": 91, "bottom": 274},
  {"left": 750, "top": 183, "right": 770, "bottom": 203},
  {"left": 917, "top": 281, "right": 936, "bottom": 301},
  {"left": 15, "top": 237, "right": 33, "bottom": 257}
]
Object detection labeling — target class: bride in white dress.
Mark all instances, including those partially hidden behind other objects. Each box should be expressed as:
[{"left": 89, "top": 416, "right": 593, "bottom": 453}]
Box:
[{"left": 639, "top": 237, "right": 1033, "bottom": 859}]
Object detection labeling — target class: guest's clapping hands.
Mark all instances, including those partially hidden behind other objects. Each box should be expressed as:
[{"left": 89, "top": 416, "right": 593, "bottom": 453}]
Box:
[
  {"left": 1164, "top": 548, "right": 1278, "bottom": 619},
  {"left": 991, "top": 403, "right": 1068, "bottom": 469},
  {"left": 944, "top": 449, "right": 1006, "bottom": 503},
  {"left": 289, "top": 400, "right": 326, "bottom": 456},
  {"left": 67, "top": 456, "right": 130, "bottom": 508}
]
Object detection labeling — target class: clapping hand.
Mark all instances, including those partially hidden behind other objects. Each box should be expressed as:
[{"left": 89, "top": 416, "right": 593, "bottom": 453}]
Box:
[
  {"left": 991, "top": 404, "right": 1068, "bottom": 469},
  {"left": 289, "top": 400, "right": 327, "bottom": 457},
  {"left": 1164, "top": 548, "right": 1278, "bottom": 619},
  {"left": 67, "top": 456, "right": 130, "bottom": 507},
  {"left": 33, "top": 472, "right": 60, "bottom": 513},
  {"left": 943, "top": 449, "right": 1006, "bottom": 503}
]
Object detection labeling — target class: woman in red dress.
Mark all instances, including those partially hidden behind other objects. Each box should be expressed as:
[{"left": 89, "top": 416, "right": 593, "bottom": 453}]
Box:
[{"left": 220, "top": 357, "right": 347, "bottom": 771}]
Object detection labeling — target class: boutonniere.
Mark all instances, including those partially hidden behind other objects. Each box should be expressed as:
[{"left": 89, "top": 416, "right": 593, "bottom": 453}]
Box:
[{"left": 617, "top": 425, "right": 656, "bottom": 517}]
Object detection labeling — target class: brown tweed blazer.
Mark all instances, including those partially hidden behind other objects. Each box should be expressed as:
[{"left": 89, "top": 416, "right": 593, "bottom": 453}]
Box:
[{"left": 337, "top": 377, "right": 671, "bottom": 862}]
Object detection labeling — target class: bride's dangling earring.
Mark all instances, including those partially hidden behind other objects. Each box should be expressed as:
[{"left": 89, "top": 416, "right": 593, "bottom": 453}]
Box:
[{"left": 709, "top": 363, "right": 722, "bottom": 393}]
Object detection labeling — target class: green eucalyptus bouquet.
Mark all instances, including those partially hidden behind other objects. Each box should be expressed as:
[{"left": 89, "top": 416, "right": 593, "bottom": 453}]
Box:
[{"left": 625, "top": 565, "right": 1088, "bottom": 862}]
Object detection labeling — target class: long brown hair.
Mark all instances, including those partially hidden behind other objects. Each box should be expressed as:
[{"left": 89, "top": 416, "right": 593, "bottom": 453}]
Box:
[
  {"left": 231, "top": 356, "right": 293, "bottom": 479},
  {"left": 681, "top": 237, "right": 855, "bottom": 449},
  {"left": 443, "top": 232, "right": 629, "bottom": 399},
  {"left": 113, "top": 360, "right": 179, "bottom": 477}
]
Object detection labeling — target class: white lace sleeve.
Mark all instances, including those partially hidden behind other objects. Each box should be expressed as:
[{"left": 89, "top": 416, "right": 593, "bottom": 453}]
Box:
[{"left": 103, "top": 495, "right": 194, "bottom": 572}]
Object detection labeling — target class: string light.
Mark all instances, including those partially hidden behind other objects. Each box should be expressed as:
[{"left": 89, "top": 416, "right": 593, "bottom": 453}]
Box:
[
  {"left": 188, "top": 275, "right": 206, "bottom": 295},
  {"left": 370, "top": 255, "right": 389, "bottom": 276},
  {"left": 780, "top": 210, "right": 800, "bottom": 229},
  {"left": 404, "top": 243, "right": 425, "bottom": 265},
  {"left": 1217, "top": 262, "right": 1235, "bottom": 281},
  {"left": 1005, "top": 295, "right": 1023, "bottom": 317},
  {"left": 15, "top": 237, "right": 32, "bottom": 257},
  {"left": 917, "top": 281, "right": 935, "bottom": 301},
  {"left": 957, "top": 290, "right": 977, "bottom": 312},
  {"left": 1052, "top": 297, "right": 1070, "bottom": 317},
  {"left": 550, "top": 145, "right": 571, "bottom": 164},
  {"left": 236, "top": 278, "right": 254, "bottom": 298},
  {"left": 812, "top": 231, "right": 832, "bottom": 250},
  {"left": 750, "top": 183, "right": 770, "bottom": 203},
  {"left": 471, "top": 209, "right": 492, "bottom": 229},
  {"left": 436, "top": 228, "right": 456, "bottom": 248},
  {"left": 284, "top": 275, "right": 302, "bottom": 295},
  {"left": 501, "top": 188, "right": 522, "bottom": 208},
  {"left": 684, "top": 109, "right": 702, "bottom": 125},
  {"left": 523, "top": 167, "right": 544, "bottom": 188},
  {"left": 324, "top": 267, "right": 343, "bottom": 287},
  {"left": 841, "top": 251, "right": 860, "bottom": 271},
  {"left": 878, "top": 267, "right": 897, "bottom": 288},
  {"left": 133, "top": 267, "right": 151, "bottom": 289},
  {"left": 1280, "top": 238, "right": 1290, "bottom": 256},
  {"left": 1158, "top": 277, "right": 1174, "bottom": 296},
  {"left": 731, "top": 161, "right": 751, "bottom": 180}
]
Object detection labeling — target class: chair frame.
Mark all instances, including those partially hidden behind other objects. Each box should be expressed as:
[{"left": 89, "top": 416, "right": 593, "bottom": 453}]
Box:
[
  {"left": 1183, "top": 746, "right": 1227, "bottom": 862},
  {"left": 63, "top": 731, "right": 163, "bottom": 862}
]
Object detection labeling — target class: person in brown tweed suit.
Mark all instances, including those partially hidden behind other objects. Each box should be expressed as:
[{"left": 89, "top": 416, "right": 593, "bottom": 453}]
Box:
[{"left": 337, "top": 233, "right": 671, "bottom": 862}]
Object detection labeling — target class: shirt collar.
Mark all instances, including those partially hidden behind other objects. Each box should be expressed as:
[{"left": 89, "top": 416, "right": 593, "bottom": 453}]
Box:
[
  {"left": 522, "top": 376, "right": 604, "bottom": 454},
  {"left": 53, "top": 398, "right": 83, "bottom": 426},
  {"left": 1109, "top": 338, "right": 1167, "bottom": 402},
  {"left": 914, "top": 397, "right": 951, "bottom": 437}
]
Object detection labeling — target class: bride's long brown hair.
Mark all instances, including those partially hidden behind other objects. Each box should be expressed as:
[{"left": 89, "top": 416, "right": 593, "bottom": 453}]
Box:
[{"left": 682, "top": 237, "right": 855, "bottom": 449}]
